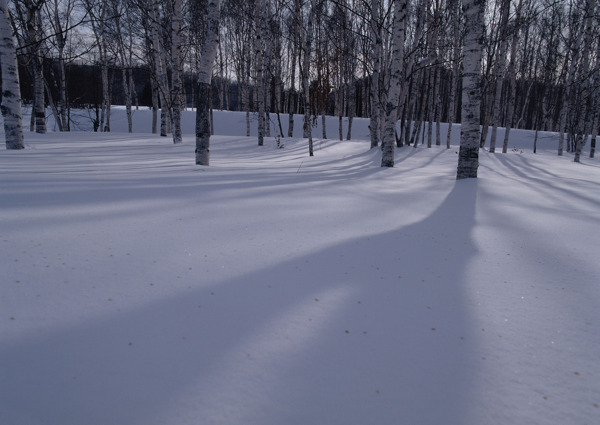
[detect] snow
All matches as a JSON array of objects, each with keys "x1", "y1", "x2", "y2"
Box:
[{"x1": 1, "y1": 109, "x2": 599, "y2": 425}]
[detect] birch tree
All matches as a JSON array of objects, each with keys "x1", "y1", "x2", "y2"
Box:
[
  {"x1": 0, "y1": 0, "x2": 24, "y2": 149},
  {"x1": 170, "y1": 0, "x2": 184, "y2": 144},
  {"x1": 84, "y1": 0, "x2": 111, "y2": 132},
  {"x1": 501, "y1": 0, "x2": 524, "y2": 153},
  {"x1": 44, "y1": 0, "x2": 77, "y2": 131},
  {"x1": 195, "y1": 0, "x2": 220, "y2": 166},
  {"x1": 301, "y1": 0, "x2": 316, "y2": 156},
  {"x1": 488, "y1": 0, "x2": 511, "y2": 153},
  {"x1": 457, "y1": 0, "x2": 486, "y2": 179},
  {"x1": 381, "y1": 0, "x2": 407, "y2": 167},
  {"x1": 287, "y1": 0, "x2": 301, "y2": 137},
  {"x1": 255, "y1": 0, "x2": 265, "y2": 146},
  {"x1": 571, "y1": 0, "x2": 596, "y2": 163},
  {"x1": 369, "y1": 0, "x2": 382, "y2": 148},
  {"x1": 21, "y1": 0, "x2": 46, "y2": 133}
]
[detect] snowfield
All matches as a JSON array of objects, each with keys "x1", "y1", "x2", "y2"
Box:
[{"x1": 1, "y1": 109, "x2": 599, "y2": 425}]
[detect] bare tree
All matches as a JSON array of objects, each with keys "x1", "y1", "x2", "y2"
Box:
[
  {"x1": 457, "y1": 0, "x2": 486, "y2": 179},
  {"x1": 0, "y1": 0, "x2": 24, "y2": 149},
  {"x1": 170, "y1": 0, "x2": 184, "y2": 143},
  {"x1": 501, "y1": 0, "x2": 524, "y2": 154},
  {"x1": 369, "y1": 0, "x2": 382, "y2": 148},
  {"x1": 301, "y1": 0, "x2": 316, "y2": 156},
  {"x1": 255, "y1": 0, "x2": 265, "y2": 146},
  {"x1": 381, "y1": 0, "x2": 407, "y2": 167},
  {"x1": 84, "y1": 0, "x2": 111, "y2": 132},
  {"x1": 196, "y1": 0, "x2": 221, "y2": 165}
]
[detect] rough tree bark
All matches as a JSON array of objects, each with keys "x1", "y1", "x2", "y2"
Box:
[
  {"x1": 369, "y1": 0, "x2": 381, "y2": 148},
  {"x1": 171, "y1": 0, "x2": 184, "y2": 144},
  {"x1": 0, "y1": 0, "x2": 24, "y2": 149},
  {"x1": 25, "y1": 0, "x2": 46, "y2": 134},
  {"x1": 301, "y1": 0, "x2": 315, "y2": 156},
  {"x1": 195, "y1": 0, "x2": 221, "y2": 166},
  {"x1": 255, "y1": 0, "x2": 265, "y2": 146},
  {"x1": 457, "y1": 0, "x2": 486, "y2": 179},
  {"x1": 488, "y1": 0, "x2": 511, "y2": 153},
  {"x1": 381, "y1": 0, "x2": 407, "y2": 167}
]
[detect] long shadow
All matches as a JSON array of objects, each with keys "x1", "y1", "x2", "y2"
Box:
[
  {"x1": 481, "y1": 153, "x2": 600, "y2": 213},
  {"x1": 1, "y1": 180, "x2": 480, "y2": 424}
]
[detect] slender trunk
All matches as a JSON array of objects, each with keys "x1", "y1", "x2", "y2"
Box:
[
  {"x1": 171, "y1": 0, "x2": 184, "y2": 144},
  {"x1": 573, "y1": 0, "x2": 596, "y2": 163},
  {"x1": 0, "y1": 0, "x2": 24, "y2": 149},
  {"x1": 255, "y1": 0, "x2": 265, "y2": 146},
  {"x1": 101, "y1": 61, "x2": 110, "y2": 132},
  {"x1": 288, "y1": 0, "x2": 301, "y2": 138},
  {"x1": 501, "y1": 0, "x2": 523, "y2": 154},
  {"x1": 369, "y1": 0, "x2": 381, "y2": 148},
  {"x1": 381, "y1": 0, "x2": 407, "y2": 167},
  {"x1": 244, "y1": 54, "x2": 251, "y2": 136},
  {"x1": 347, "y1": 78, "x2": 355, "y2": 140},
  {"x1": 489, "y1": 0, "x2": 511, "y2": 153},
  {"x1": 195, "y1": 0, "x2": 220, "y2": 165},
  {"x1": 121, "y1": 68, "x2": 132, "y2": 133},
  {"x1": 457, "y1": 0, "x2": 486, "y2": 179},
  {"x1": 302, "y1": 0, "x2": 315, "y2": 156},
  {"x1": 27, "y1": 1, "x2": 46, "y2": 134}
]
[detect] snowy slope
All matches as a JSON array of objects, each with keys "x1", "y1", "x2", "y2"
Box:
[{"x1": 1, "y1": 110, "x2": 599, "y2": 425}]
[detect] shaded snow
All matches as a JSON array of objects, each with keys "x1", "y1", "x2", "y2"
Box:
[{"x1": 1, "y1": 110, "x2": 599, "y2": 425}]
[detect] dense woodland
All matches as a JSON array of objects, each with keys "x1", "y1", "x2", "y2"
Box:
[{"x1": 1, "y1": 0, "x2": 599, "y2": 173}]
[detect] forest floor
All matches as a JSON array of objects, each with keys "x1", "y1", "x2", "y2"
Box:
[{"x1": 1, "y1": 109, "x2": 599, "y2": 425}]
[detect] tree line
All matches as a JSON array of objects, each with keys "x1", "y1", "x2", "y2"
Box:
[{"x1": 1, "y1": 0, "x2": 599, "y2": 177}]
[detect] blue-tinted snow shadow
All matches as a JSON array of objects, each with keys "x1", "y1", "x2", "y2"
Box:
[{"x1": 0, "y1": 181, "x2": 480, "y2": 425}]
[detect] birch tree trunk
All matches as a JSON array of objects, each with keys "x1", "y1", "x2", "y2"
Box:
[
  {"x1": 381, "y1": 0, "x2": 407, "y2": 167},
  {"x1": 369, "y1": 0, "x2": 381, "y2": 148},
  {"x1": 171, "y1": 0, "x2": 184, "y2": 144},
  {"x1": 488, "y1": 0, "x2": 510, "y2": 153},
  {"x1": 501, "y1": 0, "x2": 523, "y2": 154},
  {"x1": 255, "y1": 0, "x2": 265, "y2": 146},
  {"x1": 195, "y1": 0, "x2": 220, "y2": 165},
  {"x1": 47, "y1": 0, "x2": 73, "y2": 131},
  {"x1": 302, "y1": 0, "x2": 315, "y2": 156},
  {"x1": 25, "y1": 0, "x2": 46, "y2": 134},
  {"x1": 573, "y1": 0, "x2": 596, "y2": 163},
  {"x1": 287, "y1": 0, "x2": 301, "y2": 137},
  {"x1": 0, "y1": 0, "x2": 24, "y2": 149},
  {"x1": 457, "y1": 0, "x2": 486, "y2": 179},
  {"x1": 150, "y1": 0, "x2": 169, "y2": 137}
]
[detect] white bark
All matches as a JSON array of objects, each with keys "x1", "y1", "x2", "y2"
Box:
[
  {"x1": 288, "y1": 0, "x2": 301, "y2": 138},
  {"x1": 25, "y1": 0, "x2": 46, "y2": 134},
  {"x1": 150, "y1": 0, "x2": 169, "y2": 137},
  {"x1": 381, "y1": 0, "x2": 407, "y2": 167},
  {"x1": 255, "y1": 0, "x2": 265, "y2": 146},
  {"x1": 0, "y1": 0, "x2": 24, "y2": 149},
  {"x1": 488, "y1": 0, "x2": 511, "y2": 153},
  {"x1": 573, "y1": 0, "x2": 596, "y2": 163},
  {"x1": 302, "y1": 0, "x2": 315, "y2": 156},
  {"x1": 195, "y1": 0, "x2": 220, "y2": 165},
  {"x1": 369, "y1": 0, "x2": 381, "y2": 148},
  {"x1": 457, "y1": 0, "x2": 486, "y2": 179},
  {"x1": 171, "y1": 0, "x2": 184, "y2": 144}
]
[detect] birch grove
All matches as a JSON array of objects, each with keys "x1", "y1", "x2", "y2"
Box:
[{"x1": 2, "y1": 0, "x2": 599, "y2": 169}]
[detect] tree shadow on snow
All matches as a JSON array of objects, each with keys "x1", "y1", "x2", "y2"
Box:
[{"x1": 0, "y1": 181, "x2": 481, "y2": 425}]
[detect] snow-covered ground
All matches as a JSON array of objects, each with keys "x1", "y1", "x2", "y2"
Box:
[{"x1": 1, "y1": 109, "x2": 599, "y2": 425}]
